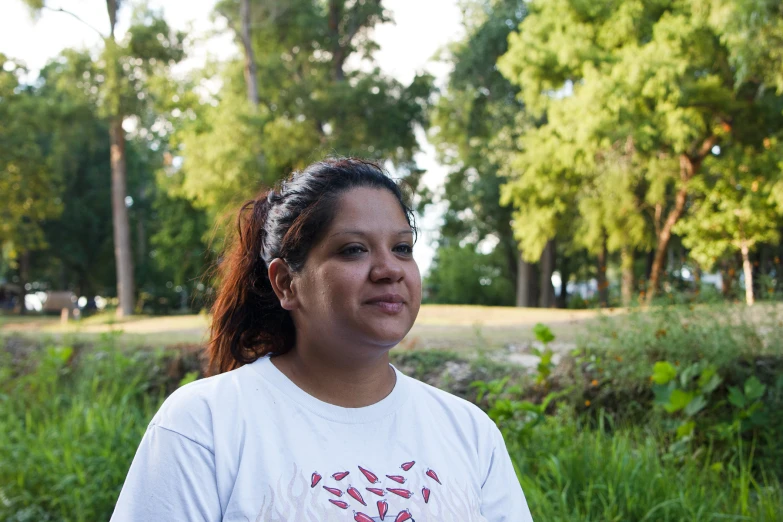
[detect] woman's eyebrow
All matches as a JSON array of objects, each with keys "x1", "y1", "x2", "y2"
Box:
[{"x1": 329, "y1": 229, "x2": 413, "y2": 238}]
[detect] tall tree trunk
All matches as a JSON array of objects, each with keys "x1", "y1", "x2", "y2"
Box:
[
  {"x1": 648, "y1": 157, "x2": 691, "y2": 303},
  {"x1": 538, "y1": 240, "x2": 556, "y2": 308},
  {"x1": 620, "y1": 246, "x2": 634, "y2": 307},
  {"x1": 693, "y1": 263, "x2": 702, "y2": 297},
  {"x1": 647, "y1": 139, "x2": 717, "y2": 303},
  {"x1": 328, "y1": 0, "x2": 346, "y2": 82},
  {"x1": 104, "y1": 1, "x2": 134, "y2": 317},
  {"x1": 516, "y1": 255, "x2": 533, "y2": 307},
  {"x1": 597, "y1": 237, "x2": 609, "y2": 308},
  {"x1": 136, "y1": 212, "x2": 146, "y2": 267},
  {"x1": 240, "y1": 0, "x2": 260, "y2": 107},
  {"x1": 18, "y1": 249, "x2": 30, "y2": 315},
  {"x1": 556, "y1": 256, "x2": 570, "y2": 309},
  {"x1": 740, "y1": 236, "x2": 754, "y2": 306},
  {"x1": 110, "y1": 117, "x2": 135, "y2": 317},
  {"x1": 720, "y1": 260, "x2": 736, "y2": 297}
]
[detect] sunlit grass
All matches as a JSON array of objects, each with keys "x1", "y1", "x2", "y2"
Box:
[{"x1": 514, "y1": 412, "x2": 782, "y2": 521}]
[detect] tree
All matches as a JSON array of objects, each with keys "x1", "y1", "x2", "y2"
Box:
[
  {"x1": 239, "y1": 0, "x2": 260, "y2": 107},
  {"x1": 0, "y1": 55, "x2": 63, "y2": 310},
  {"x1": 430, "y1": 0, "x2": 532, "y2": 306},
  {"x1": 33, "y1": 51, "x2": 115, "y2": 298},
  {"x1": 676, "y1": 143, "x2": 783, "y2": 305},
  {"x1": 178, "y1": 0, "x2": 433, "y2": 224},
  {"x1": 425, "y1": 243, "x2": 515, "y2": 306},
  {"x1": 23, "y1": 1, "x2": 185, "y2": 316},
  {"x1": 498, "y1": 0, "x2": 783, "y2": 303}
]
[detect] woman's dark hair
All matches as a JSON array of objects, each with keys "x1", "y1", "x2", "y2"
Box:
[{"x1": 207, "y1": 157, "x2": 417, "y2": 375}]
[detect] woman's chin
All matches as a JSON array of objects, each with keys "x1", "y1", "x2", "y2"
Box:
[{"x1": 361, "y1": 325, "x2": 412, "y2": 349}]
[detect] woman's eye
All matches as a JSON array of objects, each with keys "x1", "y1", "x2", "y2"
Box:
[
  {"x1": 394, "y1": 244, "x2": 414, "y2": 255},
  {"x1": 341, "y1": 245, "x2": 366, "y2": 256}
]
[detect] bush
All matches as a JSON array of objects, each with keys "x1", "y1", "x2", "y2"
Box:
[
  {"x1": 0, "y1": 334, "x2": 169, "y2": 522},
  {"x1": 567, "y1": 303, "x2": 783, "y2": 472}
]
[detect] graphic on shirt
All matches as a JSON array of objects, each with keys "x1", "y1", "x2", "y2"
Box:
[
  {"x1": 306, "y1": 460, "x2": 453, "y2": 521},
  {"x1": 250, "y1": 461, "x2": 485, "y2": 522}
]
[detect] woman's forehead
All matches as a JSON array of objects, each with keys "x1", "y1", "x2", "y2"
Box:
[{"x1": 329, "y1": 187, "x2": 410, "y2": 228}]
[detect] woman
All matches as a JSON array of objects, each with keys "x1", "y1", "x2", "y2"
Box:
[{"x1": 111, "y1": 158, "x2": 533, "y2": 522}]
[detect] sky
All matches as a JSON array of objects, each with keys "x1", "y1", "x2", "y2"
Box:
[{"x1": 0, "y1": 0, "x2": 465, "y2": 275}]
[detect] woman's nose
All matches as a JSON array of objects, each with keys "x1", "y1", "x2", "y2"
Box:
[{"x1": 369, "y1": 252, "x2": 405, "y2": 283}]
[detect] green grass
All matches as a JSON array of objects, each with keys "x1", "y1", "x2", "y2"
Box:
[
  {"x1": 1, "y1": 303, "x2": 782, "y2": 521},
  {"x1": 513, "y1": 412, "x2": 782, "y2": 521},
  {"x1": 0, "y1": 335, "x2": 169, "y2": 522}
]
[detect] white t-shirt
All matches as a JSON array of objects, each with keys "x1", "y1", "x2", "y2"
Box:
[{"x1": 111, "y1": 356, "x2": 534, "y2": 522}]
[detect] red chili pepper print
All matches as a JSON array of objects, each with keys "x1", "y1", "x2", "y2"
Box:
[
  {"x1": 328, "y1": 499, "x2": 349, "y2": 509},
  {"x1": 400, "y1": 461, "x2": 415, "y2": 471},
  {"x1": 422, "y1": 487, "x2": 431, "y2": 503},
  {"x1": 323, "y1": 486, "x2": 342, "y2": 497},
  {"x1": 386, "y1": 488, "x2": 413, "y2": 499},
  {"x1": 394, "y1": 509, "x2": 413, "y2": 522},
  {"x1": 332, "y1": 471, "x2": 350, "y2": 481},
  {"x1": 425, "y1": 468, "x2": 442, "y2": 485},
  {"x1": 347, "y1": 485, "x2": 367, "y2": 506},
  {"x1": 310, "y1": 472, "x2": 322, "y2": 488},
  {"x1": 354, "y1": 512, "x2": 374, "y2": 522},
  {"x1": 386, "y1": 474, "x2": 406, "y2": 484},
  {"x1": 358, "y1": 466, "x2": 379, "y2": 484},
  {"x1": 377, "y1": 500, "x2": 388, "y2": 520},
  {"x1": 366, "y1": 487, "x2": 385, "y2": 496}
]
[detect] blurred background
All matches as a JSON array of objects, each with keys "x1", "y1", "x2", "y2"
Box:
[{"x1": 1, "y1": 1, "x2": 783, "y2": 520}]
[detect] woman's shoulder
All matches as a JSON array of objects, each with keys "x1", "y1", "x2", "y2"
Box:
[{"x1": 147, "y1": 363, "x2": 258, "y2": 449}]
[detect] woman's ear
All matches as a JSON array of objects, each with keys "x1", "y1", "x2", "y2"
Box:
[{"x1": 268, "y1": 258, "x2": 298, "y2": 310}]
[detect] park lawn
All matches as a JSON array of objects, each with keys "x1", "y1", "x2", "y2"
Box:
[
  {"x1": 0, "y1": 304, "x2": 613, "y2": 353},
  {"x1": 2, "y1": 302, "x2": 779, "y2": 354}
]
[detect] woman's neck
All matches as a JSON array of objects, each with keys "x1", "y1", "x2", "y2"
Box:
[{"x1": 270, "y1": 343, "x2": 396, "y2": 408}]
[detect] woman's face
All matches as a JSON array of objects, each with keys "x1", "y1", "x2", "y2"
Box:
[{"x1": 289, "y1": 187, "x2": 421, "y2": 353}]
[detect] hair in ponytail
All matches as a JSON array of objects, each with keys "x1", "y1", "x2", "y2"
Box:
[{"x1": 206, "y1": 157, "x2": 416, "y2": 375}]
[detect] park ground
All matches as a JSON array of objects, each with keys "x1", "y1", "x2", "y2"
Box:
[
  {"x1": 0, "y1": 305, "x2": 624, "y2": 366},
  {"x1": 2, "y1": 302, "x2": 782, "y2": 520}
]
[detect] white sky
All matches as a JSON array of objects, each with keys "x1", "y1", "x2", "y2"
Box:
[{"x1": 0, "y1": 0, "x2": 464, "y2": 274}]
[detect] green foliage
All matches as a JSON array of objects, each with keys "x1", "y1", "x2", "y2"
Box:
[
  {"x1": 531, "y1": 323, "x2": 555, "y2": 384},
  {"x1": 389, "y1": 350, "x2": 462, "y2": 381},
  {"x1": 472, "y1": 322, "x2": 567, "y2": 440},
  {"x1": 424, "y1": 243, "x2": 515, "y2": 305},
  {"x1": 429, "y1": 0, "x2": 527, "y2": 299},
  {"x1": 513, "y1": 412, "x2": 783, "y2": 521},
  {"x1": 571, "y1": 302, "x2": 783, "y2": 470},
  {"x1": 497, "y1": 0, "x2": 783, "y2": 284},
  {"x1": 0, "y1": 335, "x2": 168, "y2": 521},
  {"x1": 472, "y1": 375, "x2": 571, "y2": 443},
  {"x1": 676, "y1": 143, "x2": 783, "y2": 271},
  {"x1": 0, "y1": 55, "x2": 63, "y2": 259},
  {"x1": 3, "y1": 302, "x2": 783, "y2": 520},
  {"x1": 177, "y1": 0, "x2": 434, "y2": 222}
]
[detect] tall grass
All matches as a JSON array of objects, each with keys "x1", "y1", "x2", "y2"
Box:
[
  {"x1": 512, "y1": 412, "x2": 782, "y2": 521},
  {"x1": 0, "y1": 334, "x2": 166, "y2": 522},
  {"x1": 1, "y1": 303, "x2": 782, "y2": 521}
]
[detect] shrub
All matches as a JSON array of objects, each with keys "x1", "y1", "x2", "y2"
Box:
[{"x1": 0, "y1": 334, "x2": 168, "y2": 522}]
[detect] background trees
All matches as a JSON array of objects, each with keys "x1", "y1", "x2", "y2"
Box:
[
  {"x1": 3, "y1": 0, "x2": 783, "y2": 312},
  {"x1": 495, "y1": 0, "x2": 783, "y2": 306}
]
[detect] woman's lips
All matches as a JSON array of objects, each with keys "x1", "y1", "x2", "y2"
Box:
[{"x1": 365, "y1": 294, "x2": 405, "y2": 314}]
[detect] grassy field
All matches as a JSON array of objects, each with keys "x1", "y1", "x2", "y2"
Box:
[
  {"x1": 1, "y1": 302, "x2": 782, "y2": 521},
  {"x1": 0, "y1": 304, "x2": 616, "y2": 353}
]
